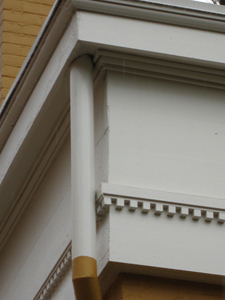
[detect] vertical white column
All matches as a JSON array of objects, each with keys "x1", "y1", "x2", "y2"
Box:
[{"x1": 70, "y1": 55, "x2": 96, "y2": 260}]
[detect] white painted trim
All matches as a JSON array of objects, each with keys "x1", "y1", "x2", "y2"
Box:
[
  {"x1": 34, "y1": 243, "x2": 72, "y2": 300},
  {"x1": 0, "y1": 109, "x2": 70, "y2": 253},
  {"x1": 97, "y1": 183, "x2": 225, "y2": 223},
  {"x1": 0, "y1": 11, "x2": 79, "y2": 245},
  {"x1": 94, "y1": 50, "x2": 225, "y2": 89},
  {"x1": 72, "y1": 0, "x2": 225, "y2": 33},
  {"x1": 77, "y1": 11, "x2": 225, "y2": 70},
  {"x1": 1, "y1": 0, "x2": 225, "y2": 153}
]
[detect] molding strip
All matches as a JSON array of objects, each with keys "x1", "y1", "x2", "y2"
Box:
[
  {"x1": 94, "y1": 50, "x2": 225, "y2": 89},
  {"x1": 34, "y1": 242, "x2": 72, "y2": 300},
  {"x1": 97, "y1": 184, "x2": 225, "y2": 224}
]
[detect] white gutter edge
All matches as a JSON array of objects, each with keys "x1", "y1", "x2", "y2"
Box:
[{"x1": 71, "y1": 0, "x2": 225, "y2": 32}]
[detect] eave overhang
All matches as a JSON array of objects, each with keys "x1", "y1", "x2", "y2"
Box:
[{"x1": 1, "y1": 0, "x2": 225, "y2": 151}]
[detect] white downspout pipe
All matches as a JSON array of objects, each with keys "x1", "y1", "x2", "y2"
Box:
[{"x1": 70, "y1": 55, "x2": 102, "y2": 300}]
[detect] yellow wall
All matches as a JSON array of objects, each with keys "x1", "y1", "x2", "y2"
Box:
[
  {"x1": 105, "y1": 274, "x2": 225, "y2": 300},
  {"x1": 0, "y1": 0, "x2": 55, "y2": 105}
]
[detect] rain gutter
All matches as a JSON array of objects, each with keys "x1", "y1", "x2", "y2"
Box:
[{"x1": 71, "y1": 0, "x2": 225, "y2": 33}]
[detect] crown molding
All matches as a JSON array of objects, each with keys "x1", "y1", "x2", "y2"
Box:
[
  {"x1": 94, "y1": 50, "x2": 225, "y2": 89},
  {"x1": 97, "y1": 183, "x2": 225, "y2": 224},
  {"x1": 72, "y1": 0, "x2": 225, "y2": 33}
]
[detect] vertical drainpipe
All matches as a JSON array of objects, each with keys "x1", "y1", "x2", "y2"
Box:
[{"x1": 70, "y1": 55, "x2": 102, "y2": 300}]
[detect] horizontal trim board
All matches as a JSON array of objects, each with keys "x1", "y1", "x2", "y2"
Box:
[
  {"x1": 72, "y1": 0, "x2": 225, "y2": 33},
  {"x1": 97, "y1": 183, "x2": 225, "y2": 223},
  {"x1": 97, "y1": 197, "x2": 225, "y2": 224},
  {"x1": 94, "y1": 50, "x2": 225, "y2": 89}
]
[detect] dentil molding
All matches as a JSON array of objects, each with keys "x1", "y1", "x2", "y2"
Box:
[
  {"x1": 97, "y1": 183, "x2": 225, "y2": 224},
  {"x1": 34, "y1": 242, "x2": 72, "y2": 300}
]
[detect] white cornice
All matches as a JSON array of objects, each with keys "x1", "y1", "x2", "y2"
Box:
[
  {"x1": 1, "y1": 0, "x2": 225, "y2": 150},
  {"x1": 72, "y1": 0, "x2": 225, "y2": 32}
]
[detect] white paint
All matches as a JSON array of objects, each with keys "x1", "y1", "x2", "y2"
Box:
[
  {"x1": 98, "y1": 183, "x2": 225, "y2": 211},
  {"x1": 0, "y1": 14, "x2": 79, "y2": 226},
  {"x1": 108, "y1": 204, "x2": 225, "y2": 279},
  {"x1": 70, "y1": 56, "x2": 96, "y2": 259},
  {"x1": 106, "y1": 71, "x2": 225, "y2": 199},
  {"x1": 72, "y1": 0, "x2": 225, "y2": 34},
  {"x1": 94, "y1": 77, "x2": 109, "y2": 190},
  {"x1": 97, "y1": 186, "x2": 225, "y2": 226},
  {"x1": 34, "y1": 245, "x2": 72, "y2": 300},
  {"x1": 0, "y1": 137, "x2": 72, "y2": 300},
  {"x1": 0, "y1": 13, "x2": 78, "y2": 185},
  {"x1": 51, "y1": 268, "x2": 74, "y2": 300},
  {"x1": 96, "y1": 215, "x2": 110, "y2": 276},
  {"x1": 77, "y1": 11, "x2": 225, "y2": 67},
  {"x1": 1, "y1": 0, "x2": 225, "y2": 297}
]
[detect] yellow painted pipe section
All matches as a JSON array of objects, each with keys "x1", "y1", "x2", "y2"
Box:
[{"x1": 72, "y1": 256, "x2": 102, "y2": 300}]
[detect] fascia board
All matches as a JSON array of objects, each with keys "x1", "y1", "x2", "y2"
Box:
[
  {"x1": 76, "y1": 11, "x2": 225, "y2": 70},
  {"x1": 72, "y1": 0, "x2": 225, "y2": 32}
]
